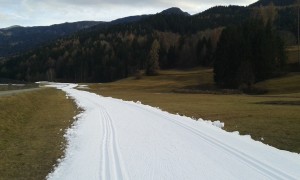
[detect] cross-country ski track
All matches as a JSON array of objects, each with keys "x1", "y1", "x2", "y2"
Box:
[{"x1": 45, "y1": 83, "x2": 300, "y2": 180}]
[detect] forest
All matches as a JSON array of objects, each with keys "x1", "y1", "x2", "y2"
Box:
[
  {"x1": 0, "y1": 3, "x2": 296, "y2": 89},
  {"x1": 214, "y1": 19, "x2": 286, "y2": 89}
]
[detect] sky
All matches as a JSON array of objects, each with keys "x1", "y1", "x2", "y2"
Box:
[{"x1": 0, "y1": 0, "x2": 258, "y2": 28}]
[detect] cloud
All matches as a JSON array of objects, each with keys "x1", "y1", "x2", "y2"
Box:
[{"x1": 0, "y1": 0, "x2": 257, "y2": 28}]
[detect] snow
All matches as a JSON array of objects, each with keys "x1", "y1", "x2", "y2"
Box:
[
  {"x1": 197, "y1": 118, "x2": 225, "y2": 129},
  {"x1": 46, "y1": 83, "x2": 300, "y2": 180},
  {"x1": 77, "y1": 84, "x2": 90, "y2": 89},
  {"x1": 0, "y1": 84, "x2": 25, "y2": 86}
]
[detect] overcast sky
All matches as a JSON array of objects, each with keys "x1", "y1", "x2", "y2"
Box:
[{"x1": 0, "y1": 0, "x2": 257, "y2": 28}]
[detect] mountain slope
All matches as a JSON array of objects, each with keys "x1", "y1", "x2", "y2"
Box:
[
  {"x1": 0, "y1": 21, "x2": 100, "y2": 58},
  {"x1": 110, "y1": 7, "x2": 190, "y2": 25},
  {"x1": 0, "y1": 7, "x2": 249, "y2": 82},
  {"x1": 111, "y1": 15, "x2": 150, "y2": 25},
  {"x1": 250, "y1": 0, "x2": 297, "y2": 7},
  {"x1": 160, "y1": 7, "x2": 190, "y2": 16},
  {"x1": 0, "y1": 5, "x2": 296, "y2": 83}
]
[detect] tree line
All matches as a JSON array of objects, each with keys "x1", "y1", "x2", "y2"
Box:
[
  {"x1": 0, "y1": 6, "x2": 288, "y2": 90},
  {"x1": 0, "y1": 22, "x2": 221, "y2": 82}
]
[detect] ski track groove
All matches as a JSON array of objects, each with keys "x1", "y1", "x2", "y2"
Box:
[
  {"x1": 116, "y1": 99, "x2": 297, "y2": 180},
  {"x1": 78, "y1": 92, "x2": 128, "y2": 180}
]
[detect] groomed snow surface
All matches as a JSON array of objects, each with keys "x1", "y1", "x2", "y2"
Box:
[{"x1": 46, "y1": 83, "x2": 300, "y2": 180}]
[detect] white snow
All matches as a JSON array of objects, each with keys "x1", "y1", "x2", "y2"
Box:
[
  {"x1": 0, "y1": 84, "x2": 25, "y2": 86},
  {"x1": 77, "y1": 84, "x2": 90, "y2": 89},
  {"x1": 197, "y1": 118, "x2": 225, "y2": 129},
  {"x1": 46, "y1": 83, "x2": 300, "y2": 180}
]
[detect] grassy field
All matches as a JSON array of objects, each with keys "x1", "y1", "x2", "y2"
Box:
[
  {"x1": 87, "y1": 68, "x2": 300, "y2": 153},
  {"x1": 255, "y1": 72, "x2": 300, "y2": 94},
  {"x1": 0, "y1": 88, "x2": 77, "y2": 179}
]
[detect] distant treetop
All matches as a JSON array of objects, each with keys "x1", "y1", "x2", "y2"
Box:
[
  {"x1": 250, "y1": 0, "x2": 297, "y2": 7},
  {"x1": 160, "y1": 7, "x2": 190, "y2": 16}
]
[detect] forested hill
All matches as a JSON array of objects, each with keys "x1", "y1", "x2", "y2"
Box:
[
  {"x1": 0, "y1": 7, "x2": 190, "y2": 59},
  {"x1": 0, "y1": 21, "x2": 101, "y2": 58},
  {"x1": 250, "y1": 0, "x2": 297, "y2": 7},
  {"x1": 0, "y1": 3, "x2": 295, "y2": 84},
  {"x1": 160, "y1": 7, "x2": 190, "y2": 16},
  {"x1": 0, "y1": 6, "x2": 251, "y2": 82}
]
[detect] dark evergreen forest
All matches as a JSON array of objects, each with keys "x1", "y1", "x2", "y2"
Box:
[{"x1": 214, "y1": 19, "x2": 286, "y2": 89}]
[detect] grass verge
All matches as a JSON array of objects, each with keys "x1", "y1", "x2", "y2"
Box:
[
  {"x1": 0, "y1": 88, "x2": 77, "y2": 179},
  {"x1": 87, "y1": 68, "x2": 300, "y2": 153}
]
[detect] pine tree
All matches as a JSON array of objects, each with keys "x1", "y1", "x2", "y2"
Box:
[{"x1": 146, "y1": 39, "x2": 160, "y2": 75}]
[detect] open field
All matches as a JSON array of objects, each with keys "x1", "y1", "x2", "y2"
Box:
[
  {"x1": 255, "y1": 72, "x2": 300, "y2": 94},
  {"x1": 87, "y1": 68, "x2": 300, "y2": 153},
  {"x1": 0, "y1": 88, "x2": 77, "y2": 179}
]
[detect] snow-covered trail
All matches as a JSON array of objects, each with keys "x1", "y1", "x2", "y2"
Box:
[{"x1": 47, "y1": 83, "x2": 300, "y2": 180}]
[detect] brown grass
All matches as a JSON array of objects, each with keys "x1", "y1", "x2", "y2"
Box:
[
  {"x1": 255, "y1": 72, "x2": 300, "y2": 94},
  {"x1": 0, "y1": 88, "x2": 77, "y2": 179}
]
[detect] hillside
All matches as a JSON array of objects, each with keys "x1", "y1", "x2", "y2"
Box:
[
  {"x1": 250, "y1": 0, "x2": 297, "y2": 7},
  {"x1": 0, "y1": 4, "x2": 298, "y2": 83},
  {"x1": 0, "y1": 21, "x2": 100, "y2": 58},
  {"x1": 0, "y1": 8, "x2": 191, "y2": 59},
  {"x1": 0, "y1": 6, "x2": 251, "y2": 82},
  {"x1": 160, "y1": 7, "x2": 190, "y2": 16}
]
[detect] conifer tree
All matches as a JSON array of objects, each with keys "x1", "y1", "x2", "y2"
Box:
[{"x1": 146, "y1": 39, "x2": 160, "y2": 75}]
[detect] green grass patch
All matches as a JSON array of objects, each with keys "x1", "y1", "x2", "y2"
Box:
[
  {"x1": 87, "y1": 68, "x2": 300, "y2": 153},
  {"x1": 0, "y1": 88, "x2": 77, "y2": 179}
]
